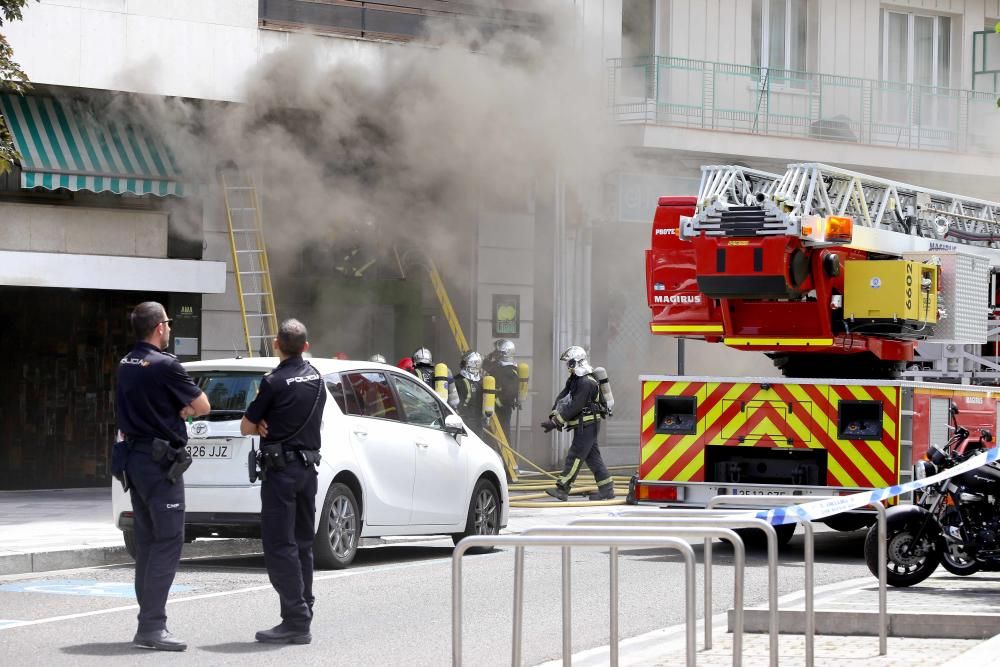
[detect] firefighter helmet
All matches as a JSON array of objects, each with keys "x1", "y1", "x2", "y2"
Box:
[
  {"x1": 412, "y1": 347, "x2": 433, "y2": 367},
  {"x1": 494, "y1": 339, "x2": 515, "y2": 365},
  {"x1": 460, "y1": 351, "x2": 483, "y2": 381},
  {"x1": 560, "y1": 345, "x2": 592, "y2": 377},
  {"x1": 369, "y1": 354, "x2": 387, "y2": 364}
]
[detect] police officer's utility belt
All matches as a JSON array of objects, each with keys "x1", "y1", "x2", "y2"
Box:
[{"x1": 125, "y1": 436, "x2": 192, "y2": 484}]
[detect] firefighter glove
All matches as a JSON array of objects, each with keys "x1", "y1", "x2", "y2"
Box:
[{"x1": 541, "y1": 418, "x2": 559, "y2": 433}]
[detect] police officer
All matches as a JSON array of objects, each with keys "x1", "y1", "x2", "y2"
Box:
[
  {"x1": 542, "y1": 346, "x2": 614, "y2": 501},
  {"x1": 484, "y1": 339, "x2": 520, "y2": 442},
  {"x1": 241, "y1": 319, "x2": 326, "y2": 645},
  {"x1": 115, "y1": 301, "x2": 210, "y2": 651},
  {"x1": 455, "y1": 351, "x2": 486, "y2": 438}
]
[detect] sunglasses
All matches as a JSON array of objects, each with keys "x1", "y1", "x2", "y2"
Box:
[{"x1": 160, "y1": 319, "x2": 174, "y2": 326}]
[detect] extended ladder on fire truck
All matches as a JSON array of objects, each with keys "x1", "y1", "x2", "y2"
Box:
[
  {"x1": 681, "y1": 162, "x2": 1000, "y2": 383},
  {"x1": 219, "y1": 168, "x2": 279, "y2": 357}
]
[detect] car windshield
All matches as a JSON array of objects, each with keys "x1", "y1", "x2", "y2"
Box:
[{"x1": 190, "y1": 371, "x2": 264, "y2": 422}]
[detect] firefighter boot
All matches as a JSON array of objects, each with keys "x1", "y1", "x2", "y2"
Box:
[
  {"x1": 545, "y1": 486, "x2": 569, "y2": 501},
  {"x1": 588, "y1": 484, "x2": 615, "y2": 501}
]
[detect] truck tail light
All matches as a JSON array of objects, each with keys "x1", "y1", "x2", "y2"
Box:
[{"x1": 638, "y1": 484, "x2": 680, "y2": 502}]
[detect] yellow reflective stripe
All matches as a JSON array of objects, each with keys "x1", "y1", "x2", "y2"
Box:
[
  {"x1": 877, "y1": 385, "x2": 898, "y2": 405},
  {"x1": 646, "y1": 433, "x2": 699, "y2": 481},
  {"x1": 651, "y1": 324, "x2": 723, "y2": 333},
  {"x1": 724, "y1": 337, "x2": 834, "y2": 346},
  {"x1": 596, "y1": 477, "x2": 614, "y2": 487},
  {"x1": 665, "y1": 382, "x2": 690, "y2": 397},
  {"x1": 747, "y1": 415, "x2": 787, "y2": 444},
  {"x1": 559, "y1": 459, "x2": 581, "y2": 485},
  {"x1": 674, "y1": 450, "x2": 704, "y2": 482},
  {"x1": 642, "y1": 381, "x2": 662, "y2": 400},
  {"x1": 642, "y1": 406, "x2": 655, "y2": 434},
  {"x1": 784, "y1": 384, "x2": 856, "y2": 487},
  {"x1": 641, "y1": 433, "x2": 668, "y2": 463}
]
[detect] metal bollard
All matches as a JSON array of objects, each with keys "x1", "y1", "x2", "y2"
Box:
[
  {"x1": 526, "y1": 525, "x2": 745, "y2": 667},
  {"x1": 707, "y1": 495, "x2": 889, "y2": 663},
  {"x1": 575, "y1": 514, "x2": 777, "y2": 667},
  {"x1": 453, "y1": 534, "x2": 697, "y2": 667}
]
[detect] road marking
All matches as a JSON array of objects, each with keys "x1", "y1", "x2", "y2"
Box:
[
  {"x1": 0, "y1": 620, "x2": 25, "y2": 629},
  {"x1": 0, "y1": 550, "x2": 504, "y2": 631},
  {"x1": 0, "y1": 579, "x2": 192, "y2": 598}
]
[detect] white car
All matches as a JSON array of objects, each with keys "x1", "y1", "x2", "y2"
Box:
[{"x1": 112, "y1": 357, "x2": 509, "y2": 568}]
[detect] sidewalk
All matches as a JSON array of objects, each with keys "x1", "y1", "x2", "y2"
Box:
[{"x1": 548, "y1": 572, "x2": 1000, "y2": 666}]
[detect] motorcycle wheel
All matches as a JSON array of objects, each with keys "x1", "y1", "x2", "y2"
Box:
[
  {"x1": 864, "y1": 523, "x2": 939, "y2": 588},
  {"x1": 939, "y1": 542, "x2": 980, "y2": 577}
]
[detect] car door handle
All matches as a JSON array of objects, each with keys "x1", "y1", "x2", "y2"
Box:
[
  {"x1": 415, "y1": 441, "x2": 430, "y2": 449},
  {"x1": 353, "y1": 430, "x2": 368, "y2": 439}
]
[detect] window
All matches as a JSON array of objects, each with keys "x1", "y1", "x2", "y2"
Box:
[
  {"x1": 190, "y1": 371, "x2": 263, "y2": 422},
  {"x1": 392, "y1": 374, "x2": 445, "y2": 429},
  {"x1": 752, "y1": 0, "x2": 818, "y2": 73},
  {"x1": 324, "y1": 372, "x2": 361, "y2": 415},
  {"x1": 837, "y1": 400, "x2": 883, "y2": 440},
  {"x1": 655, "y1": 396, "x2": 698, "y2": 435},
  {"x1": 622, "y1": 0, "x2": 655, "y2": 60},
  {"x1": 344, "y1": 372, "x2": 400, "y2": 421},
  {"x1": 882, "y1": 10, "x2": 951, "y2": 88}
]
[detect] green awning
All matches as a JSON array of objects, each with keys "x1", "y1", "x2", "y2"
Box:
[{"x1": 0, "y1": 94, "x2": 185, "y2": 197}]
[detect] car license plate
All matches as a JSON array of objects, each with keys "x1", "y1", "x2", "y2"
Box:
[{"x1": 185, "y1": 439, "x2": 234, "y2": 459}]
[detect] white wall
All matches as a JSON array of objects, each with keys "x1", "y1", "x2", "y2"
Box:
[{"x1": 0, "y1": 201, "x2": 167, "y2": 256}]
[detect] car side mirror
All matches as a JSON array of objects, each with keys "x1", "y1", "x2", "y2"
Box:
[{"x1": 444, "y1": 414, "x2": 467, "y2": 437}]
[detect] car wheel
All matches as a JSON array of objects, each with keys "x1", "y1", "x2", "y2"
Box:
[
  {"x1": 122, "y1": 529, "x2": 137, "y2": 560},
  {"x1": 314, "y1": 482, "x2": 360, "y2": 570},
  {"x1": 452, "y1": 478, "x2": 501, "y2": 552}
]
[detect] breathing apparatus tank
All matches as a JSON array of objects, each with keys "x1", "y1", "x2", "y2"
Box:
[
  {"x1": 517, "y1": 362, "x2": 530, "y2": 404},
  {"x1": 433, "y1": 363, "x2": 450, "y2": 403},
  {"x1": 592, "y1": 366, "x2": 614, "y2": 416},
  {"x1": 482, "y1": 374, "x2": 496, "y2": 419}
]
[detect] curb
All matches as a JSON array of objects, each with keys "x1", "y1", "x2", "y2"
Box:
[
  {"x1": 730, "y1": 608, "x2": 1000, "y2": 640},
  {"x1": 0, "y1": 539, "x2": 266, "y2": 576},
  {"x1": 941, "y1": 630, "x2": 1000, "y2": 666}
]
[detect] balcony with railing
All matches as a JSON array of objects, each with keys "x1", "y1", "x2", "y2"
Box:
[{"x1": 610, "y1": 56, "x2": 1000, "y2": 156}]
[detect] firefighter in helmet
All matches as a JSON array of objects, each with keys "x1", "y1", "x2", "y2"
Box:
[
  {"x1": 484, "y1": 339, "x2": 520, "y2": 442},
  {"x1": 542, "y1": 346, "x2": 614, "y2": 501},
  {"x1": 455, "y1": 351, "x2": 487, "y2": 438},
  {"x1": 411, "y1": 347, "x2": 459, "y2": 409}
]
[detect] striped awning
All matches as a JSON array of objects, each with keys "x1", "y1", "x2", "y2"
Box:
[{"x1": 0, "y1": 94, "x2": 185, "y2": 197}]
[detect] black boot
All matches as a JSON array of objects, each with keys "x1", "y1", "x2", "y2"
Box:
[
  {"x1": 255, "y1": 623, "x2": 312, "y2": 645},
  {"x1": 588, "y1": 485, "x2": 615, "y2": 501},
  {"x1": 545, "y1": 487, "x2": 569, "y2": 501},
  {"x1": 133, "y1": 629, "x2": 187, "y2": 652}
]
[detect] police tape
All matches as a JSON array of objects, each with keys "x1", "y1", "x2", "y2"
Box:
[{"x1": 750, "y1": 446, "x2": 1000, "y2": 526}]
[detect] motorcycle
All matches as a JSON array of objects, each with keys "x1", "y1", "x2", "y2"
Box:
[{"x1": 864, "y1": 405, "x2": 997, "y2": 587}]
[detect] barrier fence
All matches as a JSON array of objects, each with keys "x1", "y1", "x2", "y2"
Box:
[{"x1": 452, "y1": 445, "x2": 1000, "y2": 666}]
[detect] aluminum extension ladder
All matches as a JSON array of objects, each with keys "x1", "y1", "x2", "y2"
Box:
[{"x1": 219, "y1": 168, "x2": 279, "y2": 357}]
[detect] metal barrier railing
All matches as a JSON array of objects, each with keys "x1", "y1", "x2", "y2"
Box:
[
  {"x1": 706, "y1": 495, "x2": 888, "y2": 662},
  {"x1": 574, "y1": 514, "x2": 778, "y2": 667},
  {"x1": 608, "y1": 55, "x2": 1000, "y2": 155},
  {"x1": 452, "y1": 533, "x2": 697, "y2": 667},
  {"x1": 523, "y1": 525, "x2": 745, "y2": 667}
]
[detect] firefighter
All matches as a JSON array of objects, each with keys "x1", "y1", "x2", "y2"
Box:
[
  {"x1": 484, "y1": 339, "x2": 520, "y2": 442},
  {"x1": 455, "y1": 351, "x2": 486, "y2": 438},
  {"x1": 412, "y1": 347, "x2": 459, "y2": 408},
  {"x1": 543, "y1": 346, "x2": 614, "y2": 501}
]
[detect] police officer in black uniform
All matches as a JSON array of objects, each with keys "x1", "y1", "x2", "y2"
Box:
[
  {"x1": 542, "y1": 346, "x2": 614, "y2": 501},
  {"x1": 115, "y1": 301, "x2": 210, "y2": 651},
  {"x1": 241, "y1": 319, "x2": 326, "y2": 645}
]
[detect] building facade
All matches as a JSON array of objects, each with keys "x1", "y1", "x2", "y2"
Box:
[{"x1": 4, "y1": 1, "x2": 997, "y2": 487}]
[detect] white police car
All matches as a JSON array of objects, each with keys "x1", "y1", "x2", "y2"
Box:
[{"x1": 112, "y1": 357, "x2": 509, "y2": 568}]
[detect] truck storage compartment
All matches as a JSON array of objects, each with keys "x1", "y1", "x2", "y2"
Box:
[{"x1": 705, "y1": 445, "x2": 827, "y2": 486}]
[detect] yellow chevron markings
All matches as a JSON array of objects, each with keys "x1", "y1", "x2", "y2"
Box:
[
  {"x1": 641, "y1": 433, "x2": 667, "y2": 463},
  {"x1": 783, "y1": 384, "x2": 857, "y2": 487},
  {"x1": 648, "y1": 383, "x2": 747, "y2": 481},
  {"x1": 806, "y1": 385, "x2": 890, "y2": 486},
  {"x1": 642, "y1": 406, "x2": 655, "y2": 434}
]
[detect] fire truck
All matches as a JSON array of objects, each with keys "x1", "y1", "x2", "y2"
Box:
[{"x1": 633, "y1": 163, "x2": 1000, "y2": 532}]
